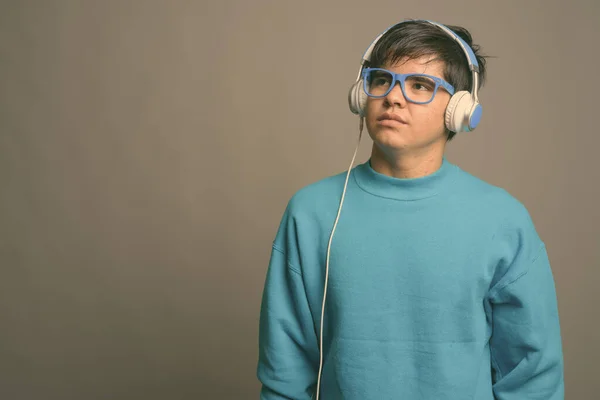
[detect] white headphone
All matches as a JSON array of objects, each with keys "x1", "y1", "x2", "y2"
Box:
[{"x1": 348, "y1": 19, "x2": 483, "y2": 133}]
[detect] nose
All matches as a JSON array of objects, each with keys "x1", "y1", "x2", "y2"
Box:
[{"x1": 384, "y1": 81, "x2": 408, "y2": 108}]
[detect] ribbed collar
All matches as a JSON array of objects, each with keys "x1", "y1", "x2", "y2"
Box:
[{"x1": 352, "y1": 157, "x2": 457, "y2": 201}]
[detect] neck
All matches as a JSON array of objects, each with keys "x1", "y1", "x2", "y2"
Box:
[{"x1": 370, "y1": 142, "x2": 445, "y2": 179}]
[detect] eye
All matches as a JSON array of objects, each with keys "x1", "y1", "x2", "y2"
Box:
[
  {"x1": 414, "y1": 83, "x2": 429, "y2": 91},
  {"x1": 373, "y1": 77, "x2": 390, "y2": 86},
  {"x1": 407, "y1": 76, "x2": 436, "y2": 91},
  {"x1": 368, "y1": 71, "x2": 392, "y2": 87}
]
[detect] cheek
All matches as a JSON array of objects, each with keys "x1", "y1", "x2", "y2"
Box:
[
  {"x1": 418, "y1": 101, "x2": 449, "y2": 131},
  {"x1": 365, "y1": 98, "x2": 378, "y2": 117},
  {"x1": 364, "y1": 99, "x2": 380, "y2": 129},
  {"x1": 425, "y1": 107, "x2": 446, "y2": 127}
]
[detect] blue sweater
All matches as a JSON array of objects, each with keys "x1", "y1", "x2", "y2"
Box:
[{"x1": 257, "y1": 158, "x2": 564, "y2": 399}]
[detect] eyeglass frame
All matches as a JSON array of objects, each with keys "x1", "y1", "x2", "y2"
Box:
[{"x1": 361, "y1": 67, "x2": 456, "y2": 105}]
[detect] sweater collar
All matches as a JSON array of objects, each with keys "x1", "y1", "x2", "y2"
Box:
[{"x1": 353, "y1": 157, "x2": 457, "y2": 201}]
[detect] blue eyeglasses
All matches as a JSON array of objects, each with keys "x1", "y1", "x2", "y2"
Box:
[{"x1": 362, "y1": 67, "x2": 455, "y2": 104}]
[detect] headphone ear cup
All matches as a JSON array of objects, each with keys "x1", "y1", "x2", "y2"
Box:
[
  {"x1": 348, "y1": 79, "x2": 368, "y2": 117},
  {"x1": 358, "y1": 86, "x2": 368, "y2": 116},
  {"x1": 445, "y1": 91, "x2": 471, "y2": 133},
  {"x1": 468, "y1": 102, "x2": 483, "y2": 131},
  {"x1": 348, "y1": 83, "x2": 359, "y2": 115}
]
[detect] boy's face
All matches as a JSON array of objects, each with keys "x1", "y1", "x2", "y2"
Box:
[{"x1": 365, "y1": 55, "x2": 451, "y2": 155}]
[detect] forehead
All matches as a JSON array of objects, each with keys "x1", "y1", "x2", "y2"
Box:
[{"x1": 382, "y1": 55, "x2": 445, "y2": 78}]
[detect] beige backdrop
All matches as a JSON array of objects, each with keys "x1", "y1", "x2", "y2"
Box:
[{"x1": 1, "y1": 1, "x2": 598, "y2": 399}]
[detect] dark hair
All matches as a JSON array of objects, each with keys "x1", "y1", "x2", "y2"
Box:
[{"x1": 366, "y1": 20, "x2": 489, "y2": 141}]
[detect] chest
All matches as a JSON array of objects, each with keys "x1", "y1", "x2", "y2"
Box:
[{"x1": 324, "y1": 206, "x2": 495, "y2": 337}]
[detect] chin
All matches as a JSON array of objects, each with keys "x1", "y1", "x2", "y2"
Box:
[
  {"x1": 372, "y1": 129, "x2": 446, "y2": 154},
  {"x1": 369, "y1": 127, "x2": 414, "y2": 149}
]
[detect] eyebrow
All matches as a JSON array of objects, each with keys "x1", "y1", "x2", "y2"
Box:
[
  {"x1": 410, "y1": 74, "x2": 432, "y2": 79},
  {"x1": 408, "y1": 75, "x2": 438, "y2": 82}
]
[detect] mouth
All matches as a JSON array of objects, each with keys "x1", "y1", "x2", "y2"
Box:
[{"x1": 377, "y1": 113, "x2": 408, "y2": 125}]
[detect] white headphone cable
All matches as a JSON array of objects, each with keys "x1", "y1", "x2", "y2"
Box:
[{"x1": 314, "y1": 117, "x2": 364, "y2": 400}]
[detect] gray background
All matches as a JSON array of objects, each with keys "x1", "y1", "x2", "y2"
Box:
[{"x1": 1, "y1": 0, "x2": 598, "y2": 398}]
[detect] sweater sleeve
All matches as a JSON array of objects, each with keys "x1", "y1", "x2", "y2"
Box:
[
  {"x1": 488, "y1": 243, "x2": 564, "y2": 399},
  {"x1": 257, "y1": 244, "x2": 319, "y2": 399}
]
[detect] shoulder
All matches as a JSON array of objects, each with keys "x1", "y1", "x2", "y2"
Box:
[
  {"x1": 271, "y1": 167, "x2": 351, "y2": 249},
  {"x1": 285, "y1": 167, "x2": 351, "y2": 217},
  {"x1": 452, "y1": 163, "x2": 540, "y2": 240},
  {"x1": 273, "y1": 165, "x2": 350, "y2": 231},
  {"x1": 454, "y1": 164, "x2": 531, "y2": 215},
  {"x1": 451, "y1": 164, "x2": 546, "y2": 285}
]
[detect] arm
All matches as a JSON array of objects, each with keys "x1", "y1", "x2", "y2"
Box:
[
  {"x1": 257, "y1": 244, "x2": 319, "y2": 399},
  {"x1": 488, "y1": 244, "x2": 564, "y2": 399}
]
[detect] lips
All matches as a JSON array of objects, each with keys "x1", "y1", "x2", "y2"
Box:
[{"x1": 377, "y1": 113, "x2": 408, "y2": 124}]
